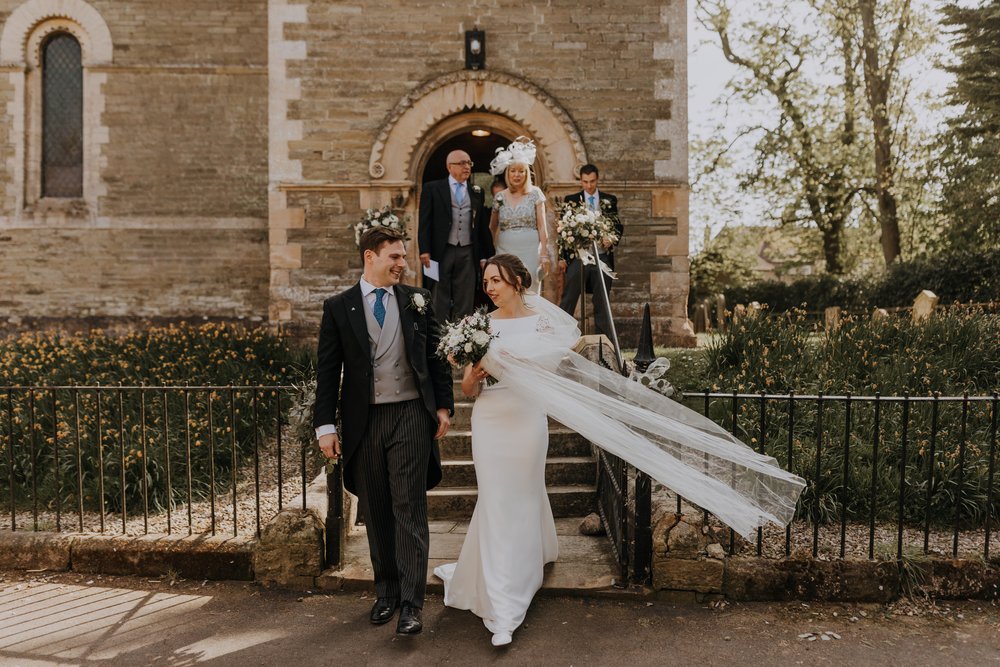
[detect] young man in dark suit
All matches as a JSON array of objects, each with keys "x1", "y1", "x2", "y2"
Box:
[
  {"x1": 314, "y1": 227, "x2": 454, "y2": 635},
  {"x1": 558, "y1": 164, "x2": 623, "y2": 337},
  {"x1": 418, "y1": 149, "x2": 486, "y2": 323}
]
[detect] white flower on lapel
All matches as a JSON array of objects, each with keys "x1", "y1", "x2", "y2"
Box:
[
  {"x1": 471, "y1": 185, "x2": 482, "y2": 195},
  {"x1": 409, "y1": 292, "x2": 428, "y2": 315}
]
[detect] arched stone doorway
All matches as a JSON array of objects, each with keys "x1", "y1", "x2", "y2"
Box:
[
  {"x1": 368, "y1": 70, "x2": 586, "y2": 187},
  {"x1": 366, "y1": 71, "x2": 587, "y2": 298}
]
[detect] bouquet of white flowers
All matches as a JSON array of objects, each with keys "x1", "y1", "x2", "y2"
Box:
[
  {"x1": 436, "y1": 306, "x2": 498, "y2": 385},
  {"x1": 555, "y1": 200, "x2": 620, "y2": 261},
  {"x1": 353, "y1": 206, "x2": 410, "y2": 246}
]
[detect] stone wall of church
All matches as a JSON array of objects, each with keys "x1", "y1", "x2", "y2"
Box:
[
  {"x1": 0, "y1": 0, "x2": 270, "y2": 327},
  {"x1": 0, "y1": 63, "x2": 13, "y2": 218},
  {"x1": 271, "y1": 0, "x2": 694, "y2": 345}
]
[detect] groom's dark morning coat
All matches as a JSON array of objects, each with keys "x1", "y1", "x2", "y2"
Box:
[{"x1": 312, "y1": 282, "x2": 453, "y2": 494}]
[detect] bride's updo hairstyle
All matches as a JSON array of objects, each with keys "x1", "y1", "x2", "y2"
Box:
[{"x1": 484, "y1": 254, "x2": 532, "y2": 293}]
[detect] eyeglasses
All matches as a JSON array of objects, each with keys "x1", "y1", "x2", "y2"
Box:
[{"x1": 448, "y1": 160, "x2": 474, "y2": 167}]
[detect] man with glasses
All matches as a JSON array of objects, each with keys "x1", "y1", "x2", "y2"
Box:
[{"x1": 419, "y1": 150, "x2": 486, "y2": 322}]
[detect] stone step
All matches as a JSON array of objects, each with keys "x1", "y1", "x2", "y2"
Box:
[
  {"x1": 437, "y1": 429, "x2": 593, "y2": 460},
  {"x1": 427, "y1": 485, "x2": 596, "y2": 520},
  {"x1": 449, "y1": 401, "x2": 565, "y2": 430},
  {"x1": 439, "y1": 456, "x2": 595, "y2": 488}
]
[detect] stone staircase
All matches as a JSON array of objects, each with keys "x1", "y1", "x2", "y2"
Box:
[{"x1": 427, "y1": 379, "x2": 598, "y2": 521}]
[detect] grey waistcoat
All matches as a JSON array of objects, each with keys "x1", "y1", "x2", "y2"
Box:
[
  {"x1": 447, "y1": 184, "x2": 473, "y2": 247},
  {"x1": 363, "y1": 289, "x2": 420, "y2": 404}
]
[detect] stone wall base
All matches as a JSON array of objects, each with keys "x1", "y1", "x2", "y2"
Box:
[
  {"x1": 0, "y1": 531, "x2": 255, "y2": 580},
  {"x1": 651, "y1": 512, "x2": 1000, "y2": 602}
]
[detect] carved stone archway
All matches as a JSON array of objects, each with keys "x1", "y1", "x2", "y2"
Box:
[{"x1": 369, "y1": 70, "x2": 588, "y2": 187}]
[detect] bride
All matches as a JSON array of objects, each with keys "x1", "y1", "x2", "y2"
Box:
[
  {"x1": 435, "y1": 255, "x2": 806, "y2": 647},
  {"x1": 434, "y1": 254, "x2": 556, "y2": 647}
]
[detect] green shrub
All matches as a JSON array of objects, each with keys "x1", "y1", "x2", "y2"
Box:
[
  {"x1": 0, "y1": 323, "x2": 311, "y2": 517},
  {"x1": 721, "y1": 247, "x2": 1000, "y2": 312},
  {"x1": 692, "y1": 307, "x2": 1000, "y2": 528}
]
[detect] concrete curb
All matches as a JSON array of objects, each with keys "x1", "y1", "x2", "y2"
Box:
[{"x1": 0, "y1": 530, "x2": 255, "y2": 581}]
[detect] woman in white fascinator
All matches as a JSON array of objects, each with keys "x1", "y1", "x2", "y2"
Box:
[{"x1": 487, "y1": 137, "x2": 550, "y2": 292}]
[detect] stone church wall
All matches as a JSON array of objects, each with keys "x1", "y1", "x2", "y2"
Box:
[
  {"x1": 0, "y1": 0, "x2": 269, "y2": 328},
  {"x1": 272, "y1": 0, "x2": 692, "y2": 345}
]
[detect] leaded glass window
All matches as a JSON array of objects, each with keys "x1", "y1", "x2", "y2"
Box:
[{"x1": 42, "y1": 33, "x2": 83, "y2": 198}]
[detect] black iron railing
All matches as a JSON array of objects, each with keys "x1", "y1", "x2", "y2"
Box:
[
  {"x1": 680, "y1": 391, "x2": 1000, "y2": 561},
  {"x1": 1, "y1": 385, "x2": 306, "y2": 539}
]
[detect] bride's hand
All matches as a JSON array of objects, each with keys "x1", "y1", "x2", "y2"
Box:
[{"x1": 471, "y1": 360, "x2": 489, "y2": 381}]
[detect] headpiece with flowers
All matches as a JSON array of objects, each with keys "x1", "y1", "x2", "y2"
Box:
[
  {"x1": 489, "y1": 136, "x2": 537, "y2": 176},
  {"x1": 353, "y1": 206, "x2": 410, "y2": 246}
]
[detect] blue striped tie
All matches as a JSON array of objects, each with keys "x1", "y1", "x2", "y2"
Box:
[{"x1": 373, "y1": 288, "x2": 386, "y2": 327}]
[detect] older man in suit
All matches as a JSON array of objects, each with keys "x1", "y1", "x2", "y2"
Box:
[
  {"x1": 418, "y1": 149, "x2": 486, "y2": 322},
  {"x1": 558, "y1": 163, "x2": 623, "y2": 338},
  {"x1": 314, "y1": 227, "x2": 454, "y2": 635}
]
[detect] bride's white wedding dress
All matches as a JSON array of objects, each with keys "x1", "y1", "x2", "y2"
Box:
[
  {"x1": 434, "y1": 314, "x2": 558, "y2": 641},
  {"x1": 437, "y1": 295, "x2": 806, "y2": 645}
]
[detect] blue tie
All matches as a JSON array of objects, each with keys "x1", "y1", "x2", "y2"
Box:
[
  {"x1": 373, "y1": 288, "x2": 386, "y2": 328},
  {"x1": 453, "y1": 182, "x2": 465, "y2": 205},
  {"x1": 588, "y1": 195, "x2": 597, "y2": 210}
]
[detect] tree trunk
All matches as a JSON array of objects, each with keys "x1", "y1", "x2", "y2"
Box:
[{"x1": 859, "y1": 0, "x2": 903, "y2": 265}]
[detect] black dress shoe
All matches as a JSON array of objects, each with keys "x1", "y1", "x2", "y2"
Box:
[
  {"x1": 396, "y1": 602, "x2": 422, "y2": 635},
  {"x1": 369, "y1": 597, "x2": 399, "y2": 625}
]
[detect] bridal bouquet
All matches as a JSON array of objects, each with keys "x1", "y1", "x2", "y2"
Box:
[
  {"x1": 555, "y1": 200, "x2": 620, "y2": 260},
  {"x1": 353, "y1": 206, "x2": 410, "y2": 246},
  {"x1": 436, "y1": 306, "x2": 498, "y2": 385}
]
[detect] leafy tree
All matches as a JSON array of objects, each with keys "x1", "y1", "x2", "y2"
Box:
[
  {"x1": 938, "y1": 1, "x2": 1000, "y2": 250},
  {"x1": 694, "y1": 0, "x2": 937, "y2": 272}
]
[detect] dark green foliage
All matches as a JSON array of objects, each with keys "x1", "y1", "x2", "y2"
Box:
[
  {"x1": 0, "y1": 324, "x2": 311, "y2": 518},
  {"x1": 723, "y1": 247, "x2": 1000, "y2": 312},
  {"x1": 694, "y1": 308, "x2": 1000, "y2": 528},
  {"x1": 938, "y1": 2, "x2": 1000, "y2": 251}
]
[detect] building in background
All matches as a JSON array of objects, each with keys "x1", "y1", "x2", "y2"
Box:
[{"x1": 0, "y1": 0, "x2": 694, "y2": 345}]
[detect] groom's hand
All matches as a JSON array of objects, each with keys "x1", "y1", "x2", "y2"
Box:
[
  {"x1": 420, "y1": 253, "x2": 431, "y2": 269},
  {"x1": 434, "y1": 408, "x2": 451, "y2": 439},
  {"x1": 318, "y1": 433, "x2": 341, "y2": 459}
]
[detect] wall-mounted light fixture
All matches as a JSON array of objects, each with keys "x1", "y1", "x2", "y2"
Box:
[
  {"x1": 465, "y1": 29, "x2": 485, "y2": 70},
  {"x1": 471, "y1": 129, "x2": 491, "y2": 137}
]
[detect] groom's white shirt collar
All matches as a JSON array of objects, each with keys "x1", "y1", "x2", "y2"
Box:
[
  {"x1": 360, "y1": 276, "x2": 393, "y2": 298},
  {"x1": 448, "y1": 175, "x2": 467, "y2": 190}
]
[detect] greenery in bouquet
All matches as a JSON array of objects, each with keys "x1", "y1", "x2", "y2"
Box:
[
  {"x1": 436, "y1": 307, "x2": 498, "y2": 384},
  {"x1": 353, "y1": 206, "x2": 410, "y2": 246},
  {"x1": 555, "y1": 200, "x2": 620, "y2": 259}
]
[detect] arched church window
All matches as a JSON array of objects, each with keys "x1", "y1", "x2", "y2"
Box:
[{"x1": 41, "y1": 32, "x2": 83, "y2": 198}]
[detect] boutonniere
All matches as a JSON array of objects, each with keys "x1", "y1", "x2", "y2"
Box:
[
  {"x1": 409, "y1": 292, "x2": 428, "y2": 315},
  {"x1": 470, "y1": 185, "x2": 482, "y2": 195}
]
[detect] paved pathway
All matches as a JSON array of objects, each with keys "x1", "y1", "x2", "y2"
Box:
[{"x1": 1, "y1": 570, "x2": 998, "y2": 666}]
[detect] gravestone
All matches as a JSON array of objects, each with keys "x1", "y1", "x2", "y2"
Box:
[{"x1": 912, "y1": 290, "x2": 939, "y2": 323}]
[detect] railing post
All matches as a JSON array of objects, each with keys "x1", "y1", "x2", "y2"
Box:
[
  {"x1": 325, "y1": 461, "x2": 344, "y2": 568},
  {"x1": 632, "y1": 470, "x2": 652, "y2": 585}
]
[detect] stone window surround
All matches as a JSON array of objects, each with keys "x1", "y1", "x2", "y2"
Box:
[{"x1": 0, "y1": 0, "x2": 112, "y2": 225}]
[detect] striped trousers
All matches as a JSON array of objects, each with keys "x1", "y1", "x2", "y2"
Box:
[{"x1": 352, "y1": 398, "x2": 434, "y2": 606}]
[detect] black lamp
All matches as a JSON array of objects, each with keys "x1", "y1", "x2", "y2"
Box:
[{"x1": 465, "y1": 29, "x2": 485, "y2": 70}]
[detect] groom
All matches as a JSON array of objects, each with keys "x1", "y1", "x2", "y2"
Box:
[{"x1": 314, "y1": 226, "x2": 454, "y2": 635}]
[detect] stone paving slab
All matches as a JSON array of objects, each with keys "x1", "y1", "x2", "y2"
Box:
[{"x1": 320, "y1": 517, "x2": 623, "y2": 596}]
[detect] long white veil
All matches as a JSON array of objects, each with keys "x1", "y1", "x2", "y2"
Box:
[{"x1": 480, "y1": 294, "x2": 806, "y2": 539}]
